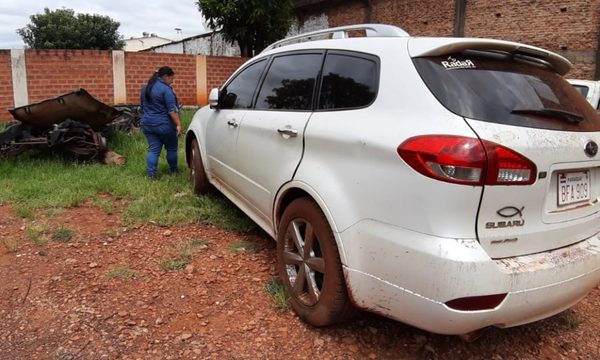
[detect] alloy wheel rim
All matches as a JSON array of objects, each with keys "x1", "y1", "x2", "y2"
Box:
[{"x1": 282, "y1": 218, "x2": 325, "y2": 306}]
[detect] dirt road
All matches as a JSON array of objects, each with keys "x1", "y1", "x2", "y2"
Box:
[{"x1": 1, "y1": 204, "x2": 598, "y2": 359}]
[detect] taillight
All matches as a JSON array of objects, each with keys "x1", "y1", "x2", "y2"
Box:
[{"x1": 397, "y1": 135, "x2": 536, "y2": 186}]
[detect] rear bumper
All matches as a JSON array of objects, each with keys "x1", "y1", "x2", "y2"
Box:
[{"x1": 340, "y1": 219, "x2": 600, "y2": 335}]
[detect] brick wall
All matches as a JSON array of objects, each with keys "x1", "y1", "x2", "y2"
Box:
[
  {"x1": 326, "y1": 0, "x2": 455, "y2": 36},
  {"x1": 206, "y1": 56, "x2": 248, "y2": 91},
  {"x1": 0, "y1": 51, "x2": 13, "y2": 121},
  {"x1": 125, "y1": 52, "x2": 197, "y2": 104},
  {"x1": 464, "y1": 0, "x2": 599, "y2": 79},
  {"x1": 26, "y1": 50, "x2": 113, "y2": 104},
  {"x1": 301, "y1": 0, "x2": 600, "y2": 79},
  {"x1": 0, "y1": 51, "x2": 245, "y2": 121}
]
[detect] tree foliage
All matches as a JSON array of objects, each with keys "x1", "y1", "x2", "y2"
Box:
[
  {"x1": 17, "y1": 8, "x2": 125, "y2": 50},
  {"x1": 197, "y1": 0, "x2": 293, "y2": 57}
]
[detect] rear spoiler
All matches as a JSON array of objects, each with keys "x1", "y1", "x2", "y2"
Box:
[{"x1": 408, "y1": 38, "x2": 571, "y2": 75}]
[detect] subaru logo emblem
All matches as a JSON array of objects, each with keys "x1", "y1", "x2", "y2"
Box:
[{"x1": 584, "y1": 141, "x2": 598, "y2": 157}]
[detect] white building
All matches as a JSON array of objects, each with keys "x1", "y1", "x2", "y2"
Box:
[
  {"x1": 145, "y1": 14, "x2": 327, "y2": 56},
  {"x1": 124, "y1": 33, "x2": 173, "y2": 52}
]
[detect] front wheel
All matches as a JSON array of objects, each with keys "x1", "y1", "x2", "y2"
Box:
[{"x1": 276, "y1": 198, "x2": 355, "y2": 326}]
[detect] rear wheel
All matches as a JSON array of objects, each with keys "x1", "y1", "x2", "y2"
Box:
[
  {"x1": 277, "y1": 198, "x2": 355, "y2": 326},
  {"x1": 190, "y1": 138, "x2": 210, "y2": 194}
]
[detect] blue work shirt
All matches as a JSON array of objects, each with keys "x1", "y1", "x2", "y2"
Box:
[{"x1": 140, "y1": 78, "x2": 179, "y2": 126}]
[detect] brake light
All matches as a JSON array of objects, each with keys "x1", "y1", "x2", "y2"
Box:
[{"x1": 397, "y1": 135, "x2": 536, "y2": 186}]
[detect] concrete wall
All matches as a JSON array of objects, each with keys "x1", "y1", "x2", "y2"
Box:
[
  {"x1": 0, "y1": 50, "x2": 247, "y2": 121},
  {"x1": 151, "y1": 32, "x2": 241, "y2": 57},
  {"x1": 148, "y1": 16, "x2": 329, "y2": 56}
]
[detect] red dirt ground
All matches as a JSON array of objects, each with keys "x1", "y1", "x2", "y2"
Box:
[{"x1": 0, "y1": 204, "x2": 598, "y2": 359}]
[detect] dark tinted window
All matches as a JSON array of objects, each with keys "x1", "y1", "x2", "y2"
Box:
[
  {"x1": 413, "y1": 53, "x2": 600, "y2": 131},
  {"x1": 319, "y1": 53, "x2": 378, "y2": 110},
  {"x1": 255, "y1": 53, "x2": 322, "y2": 110},
  {"x1": 572, "y1": 85, "x2": 589, "y2": 98},
  {"x1": 220, "y1": 60, "x2": 266, "y2": 109}
]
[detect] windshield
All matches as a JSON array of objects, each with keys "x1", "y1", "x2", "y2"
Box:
[{"x1": 413, "y1": 53, "x2": 600, "y2": 131}]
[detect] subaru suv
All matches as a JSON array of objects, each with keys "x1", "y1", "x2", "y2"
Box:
[{"x1": 185, "y1": 24, "x2": 600, "y2": 335}]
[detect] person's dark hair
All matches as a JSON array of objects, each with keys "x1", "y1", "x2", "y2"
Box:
[{"x1": 144, "y1": 66, "x2": 175, "y2": 102}]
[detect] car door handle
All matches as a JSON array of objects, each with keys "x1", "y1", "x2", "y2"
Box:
[
  {"x1": 277, "y1": 128, "x2": 298, "y2": 137},
  {"x1": 227, "y1": 119, "x2": 239, "y2": 128}
]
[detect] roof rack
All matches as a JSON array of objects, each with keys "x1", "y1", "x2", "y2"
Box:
[{"x1": 262, "y1": 24, "x2": 409, "y2": 53}]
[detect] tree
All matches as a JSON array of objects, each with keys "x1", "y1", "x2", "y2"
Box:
[
  {"x1": 17, "y1": 8, "x2": 125, "y2": 50},
  {"x1": 197, "y1": 0, "x2": 293, "y2": 57}
]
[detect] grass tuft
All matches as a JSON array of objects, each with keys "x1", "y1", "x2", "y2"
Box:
[
  {"x1": 26, "y1": 224, "x2": 49, "y2": 246},
  {"x1": 561, "y1": 310, "x2": 583, "y2": 329},
  {"x1": 106, "y1": 266, "x2": 141, "y2": 280},
  {"x1": 1, "y1": 238, "x2": 20, "y2": 252},
  {"x1": 15, "y1": 205, "x2": 34, "y2": 219},
  {"x1": 52, "y1": 225, "x2": 74, "y2": 242},
  {"x1": 189, "y1": 238, "x2": 209, "y2": 248},
  {"x1": 265, "y1": 278, "x2": 290, "y2": 310},
  {"x1": 158, "y1": 258, "x2": 188, "y2": 272},
  {"x1": 157, "y1": 238, "x2": 210, "y2": 272},
  {"x1": 43, "y1": 208, "x2": 64, "y2": 218},
  {"x1": 229, "y1": 240, "x2": 257, "y2": 253}
]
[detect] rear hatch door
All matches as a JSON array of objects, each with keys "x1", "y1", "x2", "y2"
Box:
[{"x1": 410, "y1": 39, "x2": 600, "y2": 258}]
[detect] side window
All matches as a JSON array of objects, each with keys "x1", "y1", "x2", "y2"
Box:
[
  {"x1": 318, "y1": 53, "x2": 379, "y2": 110},
  {"x1": 255, "y1": 53, "x2": 323, "y2": 111},
  {"x1": 220, "y1": 60, "x2": 266, "y2": 109},
  {"x1": 572, "y1": 85, "x2": 589, "y2": 98}
]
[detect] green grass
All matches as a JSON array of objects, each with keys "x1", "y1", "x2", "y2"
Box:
[
  {"x1": 15, "y1": 205, "x2": 35, "y2": 219},
  {"x1": 93, "y1": 196, "x2": 114, "y2": 215},
  {"x1": 43, "y1": 208, "x2": 64, "y2": 218},
  {"x1": 52, "y1": 225, "x2": 74, "y2": 242},
  {"x1": 265, "y1": 278, "x2": 290, "y2": 310},
  {"x1": 0, "y1": 109, "x2": 258, "y2": 232},
  {"x1": 106, "y1": 266, "x2": 141, "y2": 280}
]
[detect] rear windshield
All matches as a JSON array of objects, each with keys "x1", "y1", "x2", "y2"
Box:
[{"x1": 413, "y1": 53, "x2": 600, "y2": 131}]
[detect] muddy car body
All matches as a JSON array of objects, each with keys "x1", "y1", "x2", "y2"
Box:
[{"x1": 185, "y1": 24, "x2": 600, "y2": 335}]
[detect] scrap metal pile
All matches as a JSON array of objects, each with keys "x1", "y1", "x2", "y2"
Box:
[{"x1": 0, "y1": 89, "x2": 140, "y2": 161}]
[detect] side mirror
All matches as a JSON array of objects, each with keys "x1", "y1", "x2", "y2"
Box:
[{"x1": 208, "y1": 88, "x2": 219, "y2": 109}]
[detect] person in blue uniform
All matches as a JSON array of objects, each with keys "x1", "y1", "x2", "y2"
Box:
[{"x1": 140, "y1": 66, "x2": 182, "y2": 179}]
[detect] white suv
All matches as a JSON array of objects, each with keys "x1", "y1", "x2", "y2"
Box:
[{"x1": 185, "y1": 24, "x2": 600, "y2": 336}]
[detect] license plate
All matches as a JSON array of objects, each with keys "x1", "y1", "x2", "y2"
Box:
[{"x1": 558, "y1": 170, "x2": 591, "y2": 206}]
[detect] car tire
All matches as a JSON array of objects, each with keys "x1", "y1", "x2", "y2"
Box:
[
  {"x1": 277, "y1": 198, "x2": 356, "y2": 327},
  {"x1": 190, "y1": 138, "x2": 210, "y2": 195}
]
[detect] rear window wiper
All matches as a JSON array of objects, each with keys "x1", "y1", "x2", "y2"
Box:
[{"x1": 511, "y1": 108, "x2": 584, "y2": 124}]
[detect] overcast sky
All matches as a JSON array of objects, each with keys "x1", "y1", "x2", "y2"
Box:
[{"x1": 0, "y1": 0, "x2": 207, "y2": 49}]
